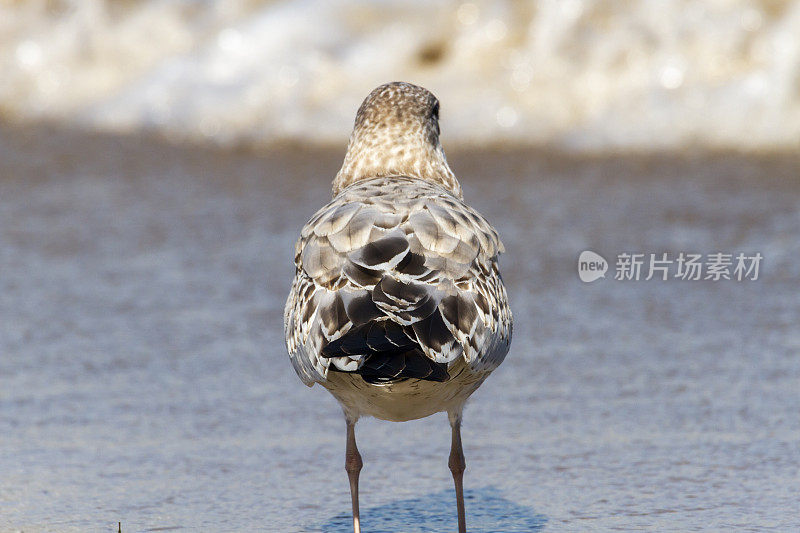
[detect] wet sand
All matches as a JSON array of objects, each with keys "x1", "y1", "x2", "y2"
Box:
[{"x1": 1, "y1": 123, "x2": 799, "y2": 532}]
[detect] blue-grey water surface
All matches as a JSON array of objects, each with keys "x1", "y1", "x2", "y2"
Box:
[{"x1": 1, "y1": 126, "x2": 799, "y2": 532}]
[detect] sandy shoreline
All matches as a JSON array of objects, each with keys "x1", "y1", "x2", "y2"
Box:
[
  {"x1": 2, "y1": 121, "x2": 799, "y2": 531},
  {"x1": 2, "y1": 119, "x2": 800, "y2": 184}
]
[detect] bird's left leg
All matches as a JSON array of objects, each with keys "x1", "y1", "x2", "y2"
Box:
[
  {"x1": 448, "y1": 408, "x2": 466, "y2": 533},
  {"x1": 345, "y1": 416, "x2": 363, "y2": 533}
]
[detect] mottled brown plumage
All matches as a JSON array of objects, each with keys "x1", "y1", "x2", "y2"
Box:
[
  {"x1": 283, "y1": 82, "x2": 512, "y2": 533},
  {"x1": 285, "y1": 176, "x2": 511, "y2": 392},
  {"x1": 333, "y1": 82, "x2": 462, "y2": 198}
]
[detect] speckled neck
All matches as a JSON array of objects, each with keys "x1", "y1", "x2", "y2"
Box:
[{"x1": 332, "y1": 82, "x2": 462, "y2": 199}]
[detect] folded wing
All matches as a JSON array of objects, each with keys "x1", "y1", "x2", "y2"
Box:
[{"x1": 284, "y1": 177, "x2": 512, "y2": 386}]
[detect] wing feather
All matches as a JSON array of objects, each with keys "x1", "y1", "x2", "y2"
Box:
[{"x1": 284, "y1": 177, "x2": 512, "y2": 385}]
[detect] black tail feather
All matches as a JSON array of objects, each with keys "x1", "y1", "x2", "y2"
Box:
[{"x1": 321, "y1": 319, "x2": 449, "y2": 383}]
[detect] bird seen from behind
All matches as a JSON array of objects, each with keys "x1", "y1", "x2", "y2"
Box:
[{"x1": 284, "y1": 81, "x2": 512, "y2": 533}]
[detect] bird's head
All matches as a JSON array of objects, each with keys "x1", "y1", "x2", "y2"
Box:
[{"x1": 333, "y1": 82, "x2": 461, "y2": 198}]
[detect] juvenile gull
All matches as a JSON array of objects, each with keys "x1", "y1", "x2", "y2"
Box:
[{"x1": 284, "y1": 82, "x2": 512, "y2": 533}]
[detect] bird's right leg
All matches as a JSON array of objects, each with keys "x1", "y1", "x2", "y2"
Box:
[
  {"x1": 345, "y1": 417, "x2": 363, "y2": 533},
  {"x1": 448, "y1": 409, "x2": 467, "y2": 533}
]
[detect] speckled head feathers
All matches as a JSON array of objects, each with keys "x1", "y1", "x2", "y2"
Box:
[
  {"x1": 354, "y1": 82, "x2": 441, "y2": 145},
  {"x1": 333, "y1": 82, "x2": 461, "y2": 198}
]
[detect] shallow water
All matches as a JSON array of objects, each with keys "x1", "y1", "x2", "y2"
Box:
[{"x1": 1, "y1": 124, "x2": 799, "y2": 532}]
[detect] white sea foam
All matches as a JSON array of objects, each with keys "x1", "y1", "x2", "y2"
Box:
[{"x1": 1, "y1": 0, "x2": 799, "y2": 150}]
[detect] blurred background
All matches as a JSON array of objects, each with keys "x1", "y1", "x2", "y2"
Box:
[
  {"x1": 1, "y1": 1, "x2": 799, "y2": 532},
  {"x1": 2, "y1": 0, "x2": 800, "y2": 150}
]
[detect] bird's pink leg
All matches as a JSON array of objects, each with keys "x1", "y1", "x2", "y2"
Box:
[
  {"x1": 448, "y1": 410, "x2": 467, "y2": 533},
  {"x1": 345, "y1": 418, "x2": 363, "y2": 533}
]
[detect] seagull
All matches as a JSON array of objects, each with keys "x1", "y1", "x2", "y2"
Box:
[{"x1": 284, "y1": 81, "x2": 512, "y2": 533}]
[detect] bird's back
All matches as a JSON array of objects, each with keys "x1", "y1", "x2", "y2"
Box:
[{"x1": 284, "y1": 176, "x2": 512, "y2": 403}]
